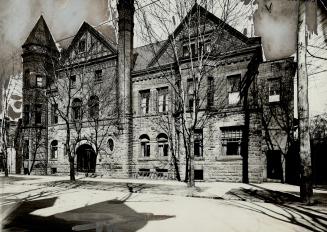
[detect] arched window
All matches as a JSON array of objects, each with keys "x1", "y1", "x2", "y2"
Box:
[
  {"x1": 50, "y1": 140, "x2": 58, "y2": 159},
  {"x1": 88, "y1": 95, "x2": 99, "y2": 119},
  {"x1": 72, "y1": 98, "x2": 82, "y2": 120},
  {"x1": 139, "y1": 134, "x2": 150, "y2": 157},
  {"x1": 108, "y1": 138, "x2": 114, "y2": 152},
  {"x1": 157, "y1": 133, "x2": 168, "y2": 157}
]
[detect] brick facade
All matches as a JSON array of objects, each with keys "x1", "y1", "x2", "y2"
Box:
[{"x1": 21, "y1": 3, "x2": 295, "y2": 182}]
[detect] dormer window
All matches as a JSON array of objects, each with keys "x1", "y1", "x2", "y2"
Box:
[{"x1": 78, "y1": 39, "x2": 86, "y2": 53}]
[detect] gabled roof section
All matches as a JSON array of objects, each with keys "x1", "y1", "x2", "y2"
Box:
[
  {"x1": 133, "y1": 41, "x2": 166, "y2": 71},
  {"x1": 23, "y1": 15, "x2": 58, "y2": 51},
  {"x1": 147, "y1": 3, "x2": 261, "y2": 68},
  {"x1": 65, "y1": 22, "x2": 117, "y2": 55}
]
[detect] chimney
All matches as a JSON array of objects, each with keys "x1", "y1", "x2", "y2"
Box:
[{"x1": 117, "y1": 0, "x2": 134, "y2": 121}]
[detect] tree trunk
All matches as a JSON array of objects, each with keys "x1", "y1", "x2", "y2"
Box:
[
  {"x1": 171, "y1": 152, "x2": 181, "y2": 181},
  {"x1": 242, "y1": 91, "x2": 249, "y2": 183},
  {"x1": 188, "y1": 131, "x2": 195, "y2": 187},
  {"x1": 4, "y1": 161, "x2": 8, "y2": 177},
  {"x1": 297, "y1": 0, "x2": 313, "y2": 204},
  {"x1": 69, "y1": 156, "x2": 75, "y2": 181}
]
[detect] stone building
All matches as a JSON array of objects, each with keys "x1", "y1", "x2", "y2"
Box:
[{"x1": 21, "y1": 1, "x2": 296, "y2": 182}]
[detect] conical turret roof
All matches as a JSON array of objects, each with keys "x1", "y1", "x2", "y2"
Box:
[{"x1": 23, "y1": 15, "x2": 57, "y2": 50}]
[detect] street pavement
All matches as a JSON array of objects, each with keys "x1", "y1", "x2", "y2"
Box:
[{"x1": 1, "y1": 175, "x2": 327, "y2": 232}]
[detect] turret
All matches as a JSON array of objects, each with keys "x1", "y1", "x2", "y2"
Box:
[{"x1": 21, "y1": 15, "x2": 58, "y2": 174}]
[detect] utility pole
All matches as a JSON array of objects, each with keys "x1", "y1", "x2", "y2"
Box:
[{"x1": 297, "y1": 0, "x2": 313, "y2": 204}]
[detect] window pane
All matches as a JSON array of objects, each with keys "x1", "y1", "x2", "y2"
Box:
[
  {"x1": 95, "y1": 70, "x2": 102, "y2": 82},
  {"x1": 79, "y1": 40, "x2": 86, "y2": 53},
  {"x1": 36, "y1": 76, "x2": 43, "y2": 87},
  {"x1": 163, "y1": 144, "x2": 169, "y2": 156},
  {"x1": 269, "y1": 78, "x2": 280, "y2": 103},
  {"x1": 194, "y1": 129, "x2": 203, "y2": 157},
  {"x1": 70, "y1": 76, "x2": 76, "y2": 88},
  {"x1": 146, "y1": 144, "x2": 150, "y2": 157},
  {"x1": 226, "y1": 142, "x2": 239, "y2": 156},
  {"x1": 140, "y1": 90, "x2": 150, "y2": 115},
  {"x1": 227, "y1": 74, "x2": 241, "y2": 93},
  {"x1": 35, "y1": 104, "x2": 42, "y2": 124},
  {"x1": 183, "y1": 45, "x2": 189, "y2": 57}
]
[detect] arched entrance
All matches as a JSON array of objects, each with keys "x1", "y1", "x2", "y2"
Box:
[{"x1": 76, "y1": 144, "x2": 96, "y2": 173}]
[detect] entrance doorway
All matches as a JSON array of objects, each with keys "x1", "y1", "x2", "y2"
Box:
[
  {"x1": 267, "y1": 150, "x2": 282, "y2": 180},
  {"x1": 76, "y1": 144, "x2": 96, "y2": 173}
]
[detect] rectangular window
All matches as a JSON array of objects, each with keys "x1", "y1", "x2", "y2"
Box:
[
  {"x1": 194, "y1": 129, "x2": 203, "y2": 157},
  {"x1": 226, "y1": 142, "x2": 239, "y2": 156},
  {"x1": 51, "y1": 104, "x2": 58, "y2": 124},
  {"x1": 207, "y1": 76, "x2": 214, "y2": 108},
  {"x1": 23, "y1": 140, "x2": 29, "y2": 159},
  {"x1": 183, "y1": 43, "x2": 196, "y2": 57},
  {"x1": 50, "y1": 142, "x2": 58, "y2": 159},
  {"x1": 157, "y1": 87, "x2": 168, "y2": 113},
  {"x1": 51, "y1": 168, "x2": 57, "y2": 174},
  {"x1": 78, "y1": 39, "x2": 86, "y2": 53},
  {"x1": 23, "y1": 105, "x2": 30, "y2": 125},
  {"x1": 36, "y1": 75, "x2": 43, "y2": 87},
  {"x1": 221, "y1": 127, "x2": 242, "y2": 156},
  {"x1": 190, "y1": 43, "x2": 196, "y2": 56},
  {"x1": 187, "y1": 79, "x2": 194, "y2": 110},
  {"x1": 95, "y1": 69, "x2": 102, "y2": 82},
  {"x1": 183, "y1": 45, "x2": 189, "y2": 57},
  {"x1": 140, "y1": 90, "x2": 150, "y2": 115},
  {"x1": 158, "y1": 143, "x2": 169, "y2": 157},
  {"x1": 70, "y1": 75, "x2": 76, "y2": 89},
  {"x1": 268, "y1": 78, "x2": 280, "y2": 103},
  {"x1": 194, "y1": 169, "x2": 203, "y2": 180},
  {"x1": 35, "y1": 104, "x2": 42, "y2": 124},
  {"x1": 227, "y1": 74, "x2": 241, "y2": 105},
  {"x1": 141, "y1": 142, "x2": 150, "y2": 157}
]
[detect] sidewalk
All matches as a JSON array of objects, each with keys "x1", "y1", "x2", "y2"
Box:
[{"x1": 2, "y1": 174, "x2": 327, "y2": 205}]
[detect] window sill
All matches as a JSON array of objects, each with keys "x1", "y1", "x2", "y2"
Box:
[
  {"x1": 194, "y1": 157, "x2": 204, "y2": 161},
  {"x1": 138, "y1": 157, "x2": 168, "y2": 161},
  {"x1": 215, "y1": 155, "x2": 242, "y2": 161}
]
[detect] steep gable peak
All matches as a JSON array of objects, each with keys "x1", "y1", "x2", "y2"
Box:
[
  {"x1": 23, "y1": 15, "x2": 58, "y2": 51},
  {"x1": 65, "y1": 21, "x2": 117, "y2": 55}
]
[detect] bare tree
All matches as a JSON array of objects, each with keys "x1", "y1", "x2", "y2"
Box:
[
  {"x1": 136, "y1": 1, "x2": 252, "y2": 186},
  {"x1": 26, "y1": 127, "x2": 47, "y2": 175},
  {"x1": 82, "y1": 67, "x2": 121, "y2": 175},
  {"x1": 47, "y1": 28, "x2": 118, "y2": 180},
  {"x1": 0, "y1": 74, "x2": 20, "y2": 177},
  {"x1": 47, "y1": 51, "x2": 87, "y2": 181}
]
